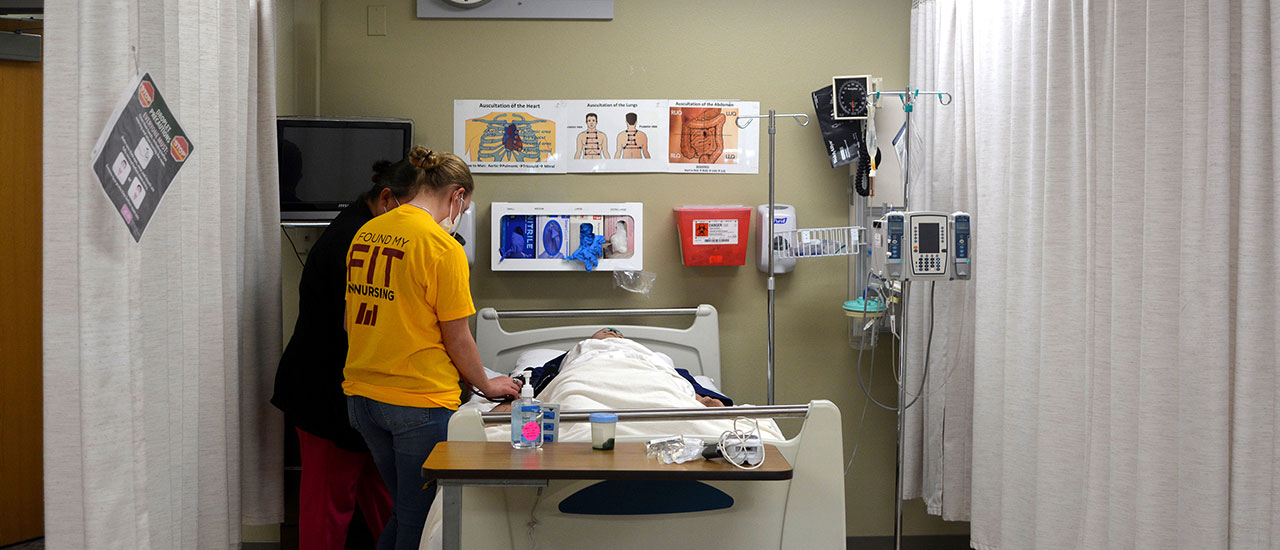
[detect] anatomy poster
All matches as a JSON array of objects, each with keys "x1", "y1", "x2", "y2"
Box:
[
  {"x1": 454, "y1": 99, "x2": 759, "y2": 174},
  {"x1": 565, "y1": 100, "x2": 668, "y2": 173},
  {"x1": 455, "y1": 100, "x2": 566, "y2": 173},
  {"x1": 668, "y1": 100, "x2": 759, "y2": 174}
]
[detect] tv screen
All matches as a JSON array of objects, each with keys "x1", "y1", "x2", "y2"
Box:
[{"x1": 277, "y1": 117, "x2": 413, "y2": 220}]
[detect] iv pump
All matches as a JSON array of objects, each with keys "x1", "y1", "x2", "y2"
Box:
[{"x1": 873, "y1": 210, "x2": 971, "y2": 281}]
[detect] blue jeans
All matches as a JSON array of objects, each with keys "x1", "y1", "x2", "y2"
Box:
[{"x1": 347, "y1": 395, "x2": 453, "y2": 550}]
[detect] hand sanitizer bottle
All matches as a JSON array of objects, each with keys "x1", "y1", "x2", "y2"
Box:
[{"x1": 510, "y1": 374, "x2": 543, "y2": 449}]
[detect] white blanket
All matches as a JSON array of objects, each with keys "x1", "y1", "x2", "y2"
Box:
[{"x1": 484, "y1": 338, "x2": 783, "y2": 442}]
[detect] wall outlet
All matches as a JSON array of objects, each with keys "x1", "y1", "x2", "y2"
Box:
[{"x1": 368, "y1": 6, "x2": 387, "y2": 36}]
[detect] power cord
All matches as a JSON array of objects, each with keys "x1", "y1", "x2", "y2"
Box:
[
  {"x1": 524, "y1": 488, "x2": 540, "y2": 547},
  {"x1": 717, "y1": 417, "x2": 764, "y2": 470},
  {"x1": 855, "y1": 275, "x2": 898, "y2": 412},
  {"x1": 901, "y1": 282, "x2": 937, "y2": 407},
  {"x1": 855, "y1": 279, "x2": 935, "y2": 412},
  {"x1": 846, "y1": 289, "x2": 879, "y2": 474},
  {"x1": 853, "y1": 133, "x2": 872, "y2": 197},
  {"x1": 281, "y1": 227, "x2": 305, "y2": 268}
]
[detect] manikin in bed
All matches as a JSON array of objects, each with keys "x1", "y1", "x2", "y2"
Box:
[
  {"x1": 492, "y1": 327, "x2": 731, "y2": 411},
  {"x1": 468, "y1": 329, "x2": 783, "y2": 442}
]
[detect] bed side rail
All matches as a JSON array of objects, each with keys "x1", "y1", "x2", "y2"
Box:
[
  {"x1": 478, "y1": 404, "x2": 810, "y2": 424},
  {"x1": 475, "y1": 304, "x2": 722, "y2": 381},
  {"x1": 480, "y1": 306, "x2": 709, "y2": 319}
]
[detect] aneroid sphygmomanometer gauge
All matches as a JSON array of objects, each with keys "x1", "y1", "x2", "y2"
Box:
[{"x1": 832, "y1": 75, "x2": 871, "y2": 121}]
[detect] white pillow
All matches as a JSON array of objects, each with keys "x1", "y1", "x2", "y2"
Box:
[
  {"x1": 511, "y1": 348, "x2": 567, "y2": 375},
  {"x1": 510, "y1": 345, "x2": 676, "y2": 374},
  {"x1": 693, "y1": 375, "x2": 720, "y2": 392}
]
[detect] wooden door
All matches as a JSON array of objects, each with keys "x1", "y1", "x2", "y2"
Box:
[{"x1": 0, "y1": 17, "x2": 44, "y2": 546}]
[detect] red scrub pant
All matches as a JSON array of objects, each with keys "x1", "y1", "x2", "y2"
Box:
[{"x1": 297, "y1": 427, "x2": 393, "y2": 549}]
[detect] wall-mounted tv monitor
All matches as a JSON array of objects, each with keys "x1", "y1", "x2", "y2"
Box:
[{"x1": 278, "y1": 117, "x2": 413, "y2": 220}]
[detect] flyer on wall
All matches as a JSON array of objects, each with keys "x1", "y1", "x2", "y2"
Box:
[
  {"x1": 564, "y1": 100, "x2": 669, "y2": 173},
  {"x1": 454, "y1": 100, "x2": 567, "y2": 173},
  {"x1": 667, "y1": 100, "x2": 759, "y2": 174},
  {"x1": 90, "y1": 72, "x2": 196, "y2": 242}
]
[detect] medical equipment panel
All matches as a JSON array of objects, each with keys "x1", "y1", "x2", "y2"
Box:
[
  {"x1": 491, "y1": 202, "x2": 643, "y2": 271},
  {"x1": 871, "y1": 210, "x2": 968, "y2": 282},
  {"x1": 951, "y1": 212, "x2": 971, "y2": 280},
  {"x1": 541, "y1": 403, "x2": 561, "y2": 443},
  {"x1": 883, "y1": 211, "x2": 905, "y2": 279},
  {"x1": 909, "y1": 212, "x2": 949, "y2": 279}
]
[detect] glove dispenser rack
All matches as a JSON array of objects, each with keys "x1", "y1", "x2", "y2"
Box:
[{"x1": 490, "y1": 202, "x2": 643, "y2": 272}]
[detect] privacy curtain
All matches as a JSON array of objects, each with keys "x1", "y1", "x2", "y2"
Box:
[
  {"x1": 902, "y1": 0, "x2": 978, "y2": 523},
  {"x1": 43, "y1": 0, "x2": 283, "y2": 547},
  {"x1": 911, "y1": 0, "x2": 1280, "y2": 548}
]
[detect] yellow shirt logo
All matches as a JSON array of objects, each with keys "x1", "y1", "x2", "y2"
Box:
[{"x1": 342, "y1": 208, "x2": 474, "y2": 409}]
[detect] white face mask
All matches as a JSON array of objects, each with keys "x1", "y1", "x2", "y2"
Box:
[{"x1": 439, "y1": 192, "x2": 464, "y2": 235}]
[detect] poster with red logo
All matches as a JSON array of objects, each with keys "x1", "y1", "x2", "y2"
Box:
[{"x1": 91, "y1": 73, "x2": 196, "y2": 242}]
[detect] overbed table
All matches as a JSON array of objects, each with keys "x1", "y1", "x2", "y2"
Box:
[{"x1": 423, "y1": 441, "x2": 793, "y2": 550}]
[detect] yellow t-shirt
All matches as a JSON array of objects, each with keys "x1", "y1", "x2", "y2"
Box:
[{"x1": 342, "y1": 206, "x2": 475, "y2": 409}]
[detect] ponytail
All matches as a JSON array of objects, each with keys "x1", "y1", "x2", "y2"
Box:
[
  {"x1": 406, "y1": 145, "x2": 474, "y2": 196},
  {"x1": 362, "y1": 145, "x2": 474, "y2": 204},
  {"x1": 360, "y1": 154, "x2": 418, "y2": 203}
]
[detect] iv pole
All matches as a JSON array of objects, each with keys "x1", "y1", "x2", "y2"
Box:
[
  {"x1": 736, "y1": 109, "x2": 808, "y2": 405},
  {"x1": 869, "y1": 87, "x2": 951, "y2": 550}
]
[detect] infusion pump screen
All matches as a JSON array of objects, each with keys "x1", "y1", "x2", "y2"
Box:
[{"x1": 918, "y1": 223, "x2": 940, "y2": 253}]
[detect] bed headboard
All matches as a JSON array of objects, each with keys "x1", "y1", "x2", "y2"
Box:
[{"x1": 475, "y1": 305, "x2": 721, "y2": 381}]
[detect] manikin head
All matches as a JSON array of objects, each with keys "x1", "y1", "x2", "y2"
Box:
[{"x1": 592, "y1": 328, "x2": 623, "y2": 340}]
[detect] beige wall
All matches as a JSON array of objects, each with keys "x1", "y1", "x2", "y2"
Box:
[{"x1": 277, "y1": 0, "x2": 967, "y2": 537}]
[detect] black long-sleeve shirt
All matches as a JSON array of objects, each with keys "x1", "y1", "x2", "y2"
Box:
[{"x1": 271, "y1": 202, "x2": 373, "y2": 451}]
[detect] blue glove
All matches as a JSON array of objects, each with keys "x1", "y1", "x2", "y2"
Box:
[{"x1": 568, "y1": 234, "x2": 606, "y2": 271}]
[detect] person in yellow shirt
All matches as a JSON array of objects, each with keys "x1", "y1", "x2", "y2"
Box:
[{"x1": 343, "y1": 145, "x2": 521, "y2": 550}]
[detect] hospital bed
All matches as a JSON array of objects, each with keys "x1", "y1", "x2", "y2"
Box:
[{"x1": 422, "y1": 305, "x2": 845, "y2": 550}]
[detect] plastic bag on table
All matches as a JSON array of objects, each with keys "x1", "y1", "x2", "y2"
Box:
[{"x1": 645, "y1": 436, "x2": 704, "y2": 464}]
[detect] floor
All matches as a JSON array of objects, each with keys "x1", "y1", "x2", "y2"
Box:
[
  {"x1": 0, "y1": 538, "x2": 43, "y2": 550},
  {"x1": 847, "y1": 535, "x2": 970, "y2": 549},
  {"x1": 3, "y1": 534, "x2": 973, "y2": 549}
]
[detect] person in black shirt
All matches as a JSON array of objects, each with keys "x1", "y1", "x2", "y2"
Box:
[{"x1": 271, "y1": 158, "x2": 419, "y2": 549}]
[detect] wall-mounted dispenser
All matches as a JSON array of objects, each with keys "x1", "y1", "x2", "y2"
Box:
[{"x1": 756, "y1": 204, "x2": 797, "y2": 274}]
